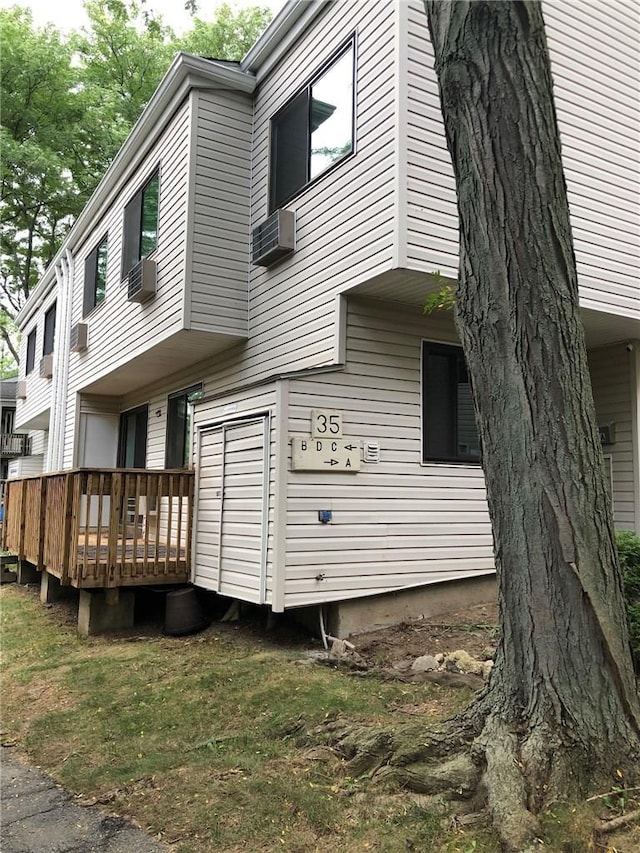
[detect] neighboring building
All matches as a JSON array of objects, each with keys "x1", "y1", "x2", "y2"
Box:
[
  {"x1": 6, "y1": 0, "x2": 639, "y2": 633},
  {"x1": 0, "y1": 379, "x2": 30, "y2": 507}
]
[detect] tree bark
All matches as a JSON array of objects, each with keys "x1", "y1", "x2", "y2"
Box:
[{"x1": 423, "y1": 0, "x2": 639, "y2": 844}]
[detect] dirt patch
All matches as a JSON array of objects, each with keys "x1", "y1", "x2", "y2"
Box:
[
  {"x1": 14, "y1": 582, "x2": 499, "y2": 676},
  {"x1": 349, "y1": 602, "x2": 498, "y2": 669}
]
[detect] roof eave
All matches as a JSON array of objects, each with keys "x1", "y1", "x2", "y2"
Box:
[
  {"x1": 16, "y1": 53, "x2": 255, "y2": 330},
  {"x1": 241, "y1": 0, "x2": 331, "y2": 79}
]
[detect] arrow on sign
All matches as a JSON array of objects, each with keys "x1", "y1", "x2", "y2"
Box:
[
  {"x1": 324, "y1": 458, "x2": 339, "y2": 466},
  {"x1": 344, "y1": 444, "x2": 358, "y2": 451}
]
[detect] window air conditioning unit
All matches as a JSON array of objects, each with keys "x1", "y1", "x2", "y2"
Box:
[
  {"x1": 16, "y1": 380, "x2": 27, "y2": 400},
  {"x1": 599, "y1": 423, "x2": 615, "y2": 445},
  {"x1": 127, "y1": 258, "x2": 156, "y2": 303},
  {"x1": 252, "y1": 209, "x2": 295, "y2": 267},
  {"x1": 70, "y1": 322, "x2": 88, "y2": 352},
  {"x1": 39, "y1": 354, "x2": 53, "y2": 379}
]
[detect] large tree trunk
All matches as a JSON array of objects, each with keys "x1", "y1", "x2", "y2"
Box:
[{"x1": 422, "y1": 0, "x2": 639, "y2": 846}]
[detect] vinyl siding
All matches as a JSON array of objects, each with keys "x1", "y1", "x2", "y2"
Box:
[
  {"x1": 404, "y1": 0, "x2": 458, "y2": 278},
  {"x1": 14, "y1": 291, "x2": 58, "y2": 431},
  {"x1": 589, "y1": 344, "x2": 638, "y2": 529},
  {"x1": 28, "y1": 430, "x2": 48, "y2": 458},
  {"x1": 282, "y1": 297, "x2": 494, "y2": 608},
  {"x1": 7, "y1": 453, "x2": 45, "y2": 479},
  {"x1": 544, "y1": 0, "x2": 640, "y2": 318},
  {"x1": 217, "y1": 0, "x2": 398, "y2": 388},
  {"x1": 403, "y1": 0, "x2": 640, "y2": 317},
  {"x1": 66, "y1": 100, "x2": 192, "y2": 397},
  {"x1": 192, "y1": 385, "x2": 277, "y2": 604},
  {"x1": 189, "y1": 89, "x2": 252, "y2": 335}
]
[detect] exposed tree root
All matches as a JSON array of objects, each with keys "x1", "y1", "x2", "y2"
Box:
[
  {"x1": 309, "y1": 704, "x2": 640, "y2": 853},
  {"x1": 477, "y1": 714, "x2": 542, "y2": 852},
  {"x1": 596, "y1": 808, "x2": 640, "y2": 834}
]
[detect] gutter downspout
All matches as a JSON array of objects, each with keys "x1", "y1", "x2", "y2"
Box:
[{"x1": 46, "y1": 250, "x2": 74, "y2": 472}]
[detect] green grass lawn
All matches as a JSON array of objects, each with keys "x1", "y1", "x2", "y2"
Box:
[{"x1": 1, "y1": 584, "x2": 557, "y2": 852}]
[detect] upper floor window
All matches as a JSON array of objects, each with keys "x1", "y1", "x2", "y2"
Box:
[
  {"x1": 270, "y1": 39, "x2": 355, "y2": 211},
  {"x1": 83, "y1": 235, "x2": 108, "y2": 316},
  {"x1": 43, "y1": 302, "x2": 57, "y2": 356},
  {"x1": 165, "y1": 384, "x2": 203, "y2": 469},
  {"x1": 422, "y1": 341, "x2": 480, "y2": 464},
  {"x1": 25, "y1": 329, "x2": 36, "y2": 374},
  {"x1": 122, "y1": 169, "x2": 159, "y2": 278},
  {"x1": 1, "y1": 405, "x2": 14, "y2": 434}
]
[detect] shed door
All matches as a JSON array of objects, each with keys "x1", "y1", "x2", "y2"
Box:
[{"x1": 193, "y1": 417, "x2": 268, "y2": 604}]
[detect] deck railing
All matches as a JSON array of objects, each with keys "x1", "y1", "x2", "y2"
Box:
[
  {"x1": 0, "y1": 433, "x2": 30, "y2": 457},
  {"x1": 2, "y1": 468, "x2": 194, "y2": 588}
]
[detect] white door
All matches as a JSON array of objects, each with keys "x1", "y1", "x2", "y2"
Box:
[{"x1": 193, "y1": 416, "x2": 269, "y2": 604}]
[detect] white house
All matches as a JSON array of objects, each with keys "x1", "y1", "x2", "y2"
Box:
[{"x1": 6, "y1": 0, "x2": 639, "y2": 635}]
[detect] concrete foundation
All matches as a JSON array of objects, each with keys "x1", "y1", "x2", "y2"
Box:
[
  {"x1": 77, "y1": 589, "x2": 135, "y2": 636},
  {"x1": 0, "y1": 567, "x2": 17, "y2": 584},
  {"x1": 323, "y1": 574, "x2": 497, "y2": 638},
  {"x1": 40, "y1": 570, "x2": 75, "y2": 604},
  {"x1": 16, "y1": 560, "x2": 40, "y2": 585},
  {"x1": 1, "y1": 554, "x2": 18, "y2": 584}
]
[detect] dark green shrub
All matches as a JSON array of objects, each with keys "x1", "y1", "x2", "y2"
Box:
[{"x1": 616, "y1": 530, "x2": 640, "y2": 668}]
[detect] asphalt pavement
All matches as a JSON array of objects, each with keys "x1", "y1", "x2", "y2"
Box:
[{"x1": 1, "y1": 749, "x2": 170, "y2": 853}]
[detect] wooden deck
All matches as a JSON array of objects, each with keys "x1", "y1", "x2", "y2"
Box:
[{"x1": 2, "y1": 468, "x2": 194, "y2": 588}]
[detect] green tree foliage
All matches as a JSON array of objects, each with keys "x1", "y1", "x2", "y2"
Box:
[
  {"x1": 177, "y1": 2, "x2": 272, "y2": 59},
  {"x1": 0, "y1": 0, "x2": 272, "y2": 368},
  {"x1": 616, "y1": 530, "x2": 640, "y2": 666},
  {"x1": 1, "y1": 9, "x2": 80, "y2": 315},
  {"x1": 73, "y1": 0, "x2": 176, "y2": 162}
]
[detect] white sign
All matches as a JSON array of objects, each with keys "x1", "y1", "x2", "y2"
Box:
[
  {"x1": 291, "y1": 437, "x2": 360, "y2": 471},
  {"x1": 311, "y1": 409, "x2": 343, "y2": 438}
]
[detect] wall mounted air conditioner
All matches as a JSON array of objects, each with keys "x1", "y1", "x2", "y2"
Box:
[
  {"x1": 599, "y1": 423, "x2": 615, "y2": 445},
  {"x1": 127, "y1": 258, "x2": 156, "y2": 303},
  {"x1": 16, "y1": 380, "x2": 27, "y2": 400},
  {"x1": 252, "y1": 209, "x2": 295, "y2": 267},
  {"x1": 70, "y1": 322, "x2": 88, "y2": 352},
  {"x1": 39, "y1": 354, "x2": 53, "y2": 379}
]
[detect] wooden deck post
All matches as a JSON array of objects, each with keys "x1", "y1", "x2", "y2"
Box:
[
  {"x1": 36, "y1": 476, "x2": 47, "y2": 571},
  {"x1": 107, "y1": 473, "x2": 122, "y2": 588},
  {"x1": 17, "y1": 479, "x2": 27, "y2": 560},
  {"x1": 60, "y1": 473, "x2": 74, "y2": 585},
  {"x1": 186, "y1": 472, "x2": 195, "y2": 573}
]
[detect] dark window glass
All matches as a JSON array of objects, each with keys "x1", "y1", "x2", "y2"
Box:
[
  {"x1": 422, "y1": 342, "x2": 480, "y2": 463},
  {"x1": 83, "y1": 235, "x2": 108, "y2": 316},
  {"x1": 122, "y1": 169, "x2": 159, "y2": 278},
  {"x1": 25, "y1": 330, "x2": 36, "y2": 374},
  {"x1": 117, "y1": 405, "x2": 148, "y2": 468},
  {"x1": 165, "y1": 384, "x2": 202, "y2": 469},
  {"x1": 43, "y1": 303, "x2": 57, "y2": 356},
  {"x1": 1, "y1": 406, "x2": 14, "y2": 433},
  {"x1": 271, "y1": 92, "x2": 308, "y2": 212},
  {"x1": 140, "y1": 172, "x2": 159, "y2": 258},
  {"x1": 270, "y1": 39, "x2": 354, "y2": 211}
]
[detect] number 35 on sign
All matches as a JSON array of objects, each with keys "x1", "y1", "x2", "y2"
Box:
[{"x1": 311, "y1": 409, "x2": 343, "y2": 437}]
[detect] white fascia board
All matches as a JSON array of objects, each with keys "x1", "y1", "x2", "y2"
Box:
[
  {"x1": 16, "y1": 268, "x2": 58, "y2": 330},
  {"x1": 241, "y1": 0, "x2": 331, "y2": 82},
  {"x1": 16, "y1": 53, "x2": 255, "y2": 330}
]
